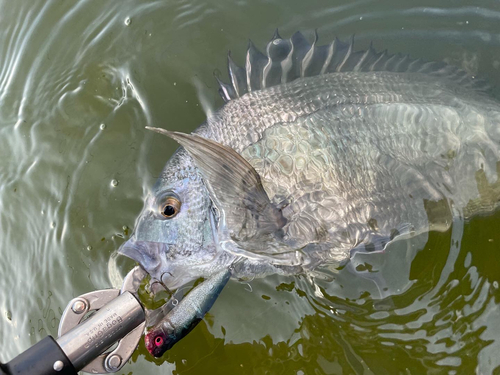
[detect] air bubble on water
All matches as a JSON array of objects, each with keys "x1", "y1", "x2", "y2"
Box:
[
  {"x1": 87, "y1": 246, "x2": 92, "y2": 251},
  {"x1": 122, "y1": 226, "x2": 127, "y2": 230},
  {"x1": 359, "y1": 16, "x2": 363, "y2": 20},
  {"x1": 493, "y1": 281, "x2": 499, "y2": 289},
  {"x1": 173, "y1": 82, "x2": 177, "y2": 86},
  {"x1": 125, "y1": 17, "x2": 131, "y2": 26},
  {"x1": 100, "y1": 123, "x2": 106, "y2": 130},
  {"x1": 50, "y1": 222, "x2": 56, "y2": 228},
  {"x1": 111, "y1": 179, "x2": 119, "y2": 187},
  {"x1": 172, "y1": 299, "x2": 179, "y2": 306}
]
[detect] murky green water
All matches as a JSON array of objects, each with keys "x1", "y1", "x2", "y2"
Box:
[{"x1": 1, "y1": 0, "x2": 500, "y2": 374}]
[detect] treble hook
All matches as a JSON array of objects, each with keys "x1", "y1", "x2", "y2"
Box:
[{"x1": 149, "y1": 271, "x2": 174, "y2": 294}]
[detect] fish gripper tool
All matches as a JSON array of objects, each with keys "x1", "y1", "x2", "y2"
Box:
[{"x1": 55, "y1": 266, "x2": 148, "y2": 374}]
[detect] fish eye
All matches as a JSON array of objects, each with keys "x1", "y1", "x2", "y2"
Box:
[
  {"x1": 160, "y1": 196, "x2": 181, "y2": 218},
  {"x1": 155, "y1": 336, "x2": 164, "y2": 347}
]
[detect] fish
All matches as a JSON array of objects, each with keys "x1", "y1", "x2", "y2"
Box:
[
  {"x1": 144, "y1": 268, "x2": 231, "y2": 357},
  {"x1": 119, "y1": 30, "x2": 500, "y2": 290}
]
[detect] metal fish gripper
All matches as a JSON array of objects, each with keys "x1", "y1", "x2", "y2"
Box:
[{"x1": 56, "y1": 266, "x2": 148, "y2": 374}]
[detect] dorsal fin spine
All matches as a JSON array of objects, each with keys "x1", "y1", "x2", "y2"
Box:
[
  {"x1": 395, "y1": 54, "x2": 410, "y2": 72},
  {"x1": 301, "y1": 41, "x2": 315, "y2": 77},
  {"x1": 216, "y1": 31, "x2": 490, "y2": 101},
  {"x1": 369, "y1": 50, "x2": 387, "y2": 71},
  {"x1": 353, "y1": 48, "x2": 370, "y2": 72},
  {"x1": 272, "y1": 28, "x2": 281, "y2": 40},
  {"x1": 245, "y1": 40, "x2": 254, "y2": 92},
  {"x1": 336, "y1": 36, "x2": 355, "y2": 72},
  {"x1": 215, "y1": 75, "x2": 234, "y2": 102},
  {"x1": 320, "y1": 40, "x2": 337, "y2": 75},
  {"x1": 281, "y1": 41, "x2": 294, "y2": 82},
  {"x1": 228, "y1": 51, "x2": 246, "y2": 98},
  {"x1": 262, "y1": 59, "x2": 271, "y2": 89},
  {"x1": 301, "y1": 31, "x2": 319, "y2": 77},
  {"x1": 262, "y1": 38, "x2": 274, "y2": 89}
]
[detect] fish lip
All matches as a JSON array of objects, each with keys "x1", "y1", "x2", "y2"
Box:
[
  {"x1": 118, "y1": 238, "x2": 205, "y2": 290},
  {"x1": 118, "y1": 237, "x2": 164, "y2": 275}
]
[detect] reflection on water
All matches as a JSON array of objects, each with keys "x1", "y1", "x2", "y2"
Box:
[{"x1": 0, "y1": 0, "x2": 499, "y2": 373}]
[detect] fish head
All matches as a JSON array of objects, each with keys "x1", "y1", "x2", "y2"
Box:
[{"x1": 119, "y1": 150, "x2": 223, "y2": 289}]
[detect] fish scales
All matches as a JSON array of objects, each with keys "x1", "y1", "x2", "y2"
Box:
[
  {"x1": 203, "y1": 71, "x2": 493, "y2": 150},
  {"x1": 119, "y1": 33, "x2": 500, "y2": 289},
  {"x1": 201, "y1": 73, "x2": 500, "y2": 259}
]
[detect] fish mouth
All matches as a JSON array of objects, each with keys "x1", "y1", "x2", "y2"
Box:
[
  {"x1": 118, "y1": 237, "x2": 164, "y2": 276},
  {"x1": 118, "y1": 237, "x2": 208, "y2": 290}
]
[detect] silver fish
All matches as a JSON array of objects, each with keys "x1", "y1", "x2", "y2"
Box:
[
  {"x1": 119, "y1": 31, "x2": 500, "y2": 290},
  {"x1": 144, "y1": 268, "x2": 231, "y2": 357}
]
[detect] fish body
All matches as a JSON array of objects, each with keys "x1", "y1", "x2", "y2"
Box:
[
  {"x1": 144, "y1": 268, "x2": 231, "y2": 357},
  {"x1": 119, "y1": 32, "x2": 500, "y2": 289}
]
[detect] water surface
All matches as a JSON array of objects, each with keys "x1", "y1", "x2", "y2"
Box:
[{"x1": 0, "y1": 0, "x2": 499, "y2": 373}]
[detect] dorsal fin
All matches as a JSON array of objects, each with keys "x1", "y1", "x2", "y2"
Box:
[{"x1": 217, "y1": 31, "x2": 489, "y2": 102}]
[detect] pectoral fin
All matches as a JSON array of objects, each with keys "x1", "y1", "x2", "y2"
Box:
[{"x1": 146, "y1": 127, "x2": 286, "y2": 243}]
